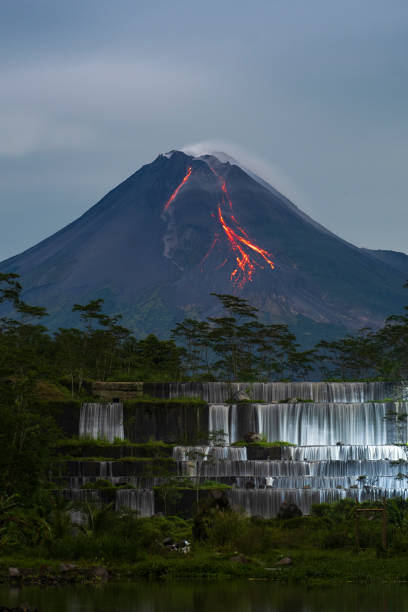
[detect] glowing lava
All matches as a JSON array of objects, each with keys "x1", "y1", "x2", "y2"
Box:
[
  {"x1": 163, "y1": 166, "x2": 192, "y2": 212},
  {"x1": 161, "y1": 160, "x2": 275, "y2": 289},
  {"x1": 205, "y1": 167, "x2": 275, "y2": 288}
]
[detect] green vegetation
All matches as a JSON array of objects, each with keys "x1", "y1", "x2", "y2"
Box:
[
  {"x1": 3, "y1": 273, "x2": 408, "y2": 585},
  {"x1": 232, "y1": 439, "x2": 296, "y2": 447},
  {"x1": 1, "y1": 497, "x2": 408, "y2": 583}
]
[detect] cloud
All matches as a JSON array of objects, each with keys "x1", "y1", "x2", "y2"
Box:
[
  {"x1": 182, "y1": 139, "x2": 304, "y2": 205},
  {"x1": 0, "y1": 57, "x2": 208, "y2": 158}
]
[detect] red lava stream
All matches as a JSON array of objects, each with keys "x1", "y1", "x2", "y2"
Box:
[{"x1": 163, "y1": 164, "x2": 275, "y2": 288}]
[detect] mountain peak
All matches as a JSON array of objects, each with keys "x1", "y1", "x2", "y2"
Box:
[{"x1": 1, "y1": 149, "x2": 407, "y2": 339}]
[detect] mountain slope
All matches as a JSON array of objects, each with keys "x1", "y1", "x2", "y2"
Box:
[{"x1": 1, "y1": 150, "x2": 406, "y2": 338}]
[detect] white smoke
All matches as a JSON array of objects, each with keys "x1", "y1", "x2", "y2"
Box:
[{"x1": 181, "y1": 139, "x2": 304, "y2": 205}]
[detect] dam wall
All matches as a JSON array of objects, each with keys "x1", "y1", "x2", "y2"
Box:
[{"x1": 54, "y1": 381, "x2": 408, "y2": 518}]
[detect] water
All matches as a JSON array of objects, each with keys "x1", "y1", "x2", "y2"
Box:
[
  {"x1": 1, "y1": 581, "x2": 407, "y2": 612},
  {"x1": 173, "y1": 446, "x2": 247, "y2": 461},
  {"x1": 145, "y1": 381, "x2": 402, "y2": 402},
  {"x1": 283, "y1": 445, "x2": 407, "y2": 461},
  {"x1": 207, "y1": 401, "x2": 408, "y2": 445},
  {"x1": 115, "y1": 489, "x2": 155, "y2": 516},
  {"x1": 71, "y1": 387, "x2": 408, "y2": 519},
  {"x1": 209, "y1": 404, "x2": 230, "y2": 444},
  {"x1": 79, "y1": 402, "x2": 124, "y2": 442}
]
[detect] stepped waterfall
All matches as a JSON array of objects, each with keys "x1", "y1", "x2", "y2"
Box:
[
  {"x1": 145, "y1": 381, "x2": 401, "y2": 403},
  {"x1": 79, "y1": 403, "x2": 124, "y2": 442},
  {"x1": 65, "y1": 383, "x2": 408, "y2": 518}
]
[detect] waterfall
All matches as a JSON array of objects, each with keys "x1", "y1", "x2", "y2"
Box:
[
  {"x1": 228, "y1": 488, "x2": 347, "y2": 517},
  {"x1": 254, "y1": 402, "x2": 408, "y2": 445},
  {"x1": 283, "y1": 445, "x2": 408, "y2": 461},
  {"x1": 209, "y1": 404, "x2": 230, "y2": 444},
  {"x1": 79, "y1": 403, "x2": 124, "y2": 442},
  {"x1": 115, "y1": 490, "x2": 155, "y2": 516},
  {"x1": 173, "y1": 446, "x2": 247, "y2": 461},
  {"x1": 311, "y1": 460, "x2": 408, "y2": 477},
  {"x1": 63, "y1": 383, "x2": 408, "y2": 520},
  {"x1": 145, "y1": 382, "x2": 400, "y2": 403},
  {"x1": 207, "y1": 402, "x2": 408, "y2": 446}
]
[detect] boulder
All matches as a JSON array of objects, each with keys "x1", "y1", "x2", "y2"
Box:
[
  {"x1": 230, "y1": 554, "x2": 247, "y2": 563},
  {"x1": 236, "y1": 390, "x2": 251, "y2": 401},
  {"x1": 59, "y1": 563, "x2": 77, "y2": 572},
  {"x1": 93, "y1": 566, "x2": 109, "y2": 581},
  {"x1": 8, "y1": 567, "x2": 20, "y2": 578},
  {"x1": 243, "y1": 432, "x2": 262, "y2": 443},
  {"x1": 275, "y1": 556, "x2": 293, "y2": 566}
]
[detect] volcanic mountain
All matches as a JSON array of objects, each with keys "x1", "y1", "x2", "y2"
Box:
[{"x1": 1, "y1": 150, "x2": 407, "y2": 342}]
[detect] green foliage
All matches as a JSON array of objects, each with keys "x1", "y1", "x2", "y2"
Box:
[
  {"x1": 316, "y1": 281, "x2": 408, "y2": 380},
  {"x1": 232, "y1": 439, "x2": 296, "y2": 447},
  {"x1": 172, "y1": 293, "x2": 315, "y2": 381}
]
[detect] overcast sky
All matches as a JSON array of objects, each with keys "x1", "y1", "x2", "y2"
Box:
[{"x1": 1, "y1": 0, "x2": 407, "y2": 261}]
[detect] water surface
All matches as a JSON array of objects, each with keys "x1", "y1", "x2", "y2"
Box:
[{"x1": 0, "y1": 581, "x2": 407, "y2": 612}]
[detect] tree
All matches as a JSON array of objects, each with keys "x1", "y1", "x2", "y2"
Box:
[{"x1": 0, "y1": 274, "x2": 59, "y2": 497}]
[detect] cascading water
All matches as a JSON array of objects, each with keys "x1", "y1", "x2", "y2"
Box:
[
  {"x1": 79, "y1": 403, "x2": 124, "y2": 442},
  {"x1": 146, "y1": 382, "x2": 401, "y2": 403},
  {"x1": 209, "y1": 404, "x2": 231, "y2": 444},
  {"x1": 68, "y1": 383, "x2": 408, "y2": 518},
  {"x1": 172, "y1": 446, "x2": 247, "y2": 461},
  {"x1": 115, "y1": 490, "x2": 155, "y2": 517},
  {"x1": 254, "y1": 402, "x2": 408, "y2": 445},
  {"x1": 227, "y1": 488, "x2": 347, "y2": 517},
  {"x1": 283, "y1": 445, "x2": 408, "y2": 461}
]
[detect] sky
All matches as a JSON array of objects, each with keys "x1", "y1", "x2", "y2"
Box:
[{"x1": 1, "y1": 0, "x2": 407, "y2": 261}]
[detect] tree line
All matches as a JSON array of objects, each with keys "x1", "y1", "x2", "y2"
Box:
[{"x1": 1, "y1": 273, "x2": 408, "y2": 391}]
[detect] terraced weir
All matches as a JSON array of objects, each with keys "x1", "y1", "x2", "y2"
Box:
[{"x1": 56, "y1": 382, "x2": 408, "y2": 518}]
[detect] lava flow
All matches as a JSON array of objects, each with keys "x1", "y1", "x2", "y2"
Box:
[
  {"x1": 204, "y1": 167, "x2": 275, "y2": 289},
  {"x1": 161, "y1": 161, "x2": 275, "y2": 288},
  {"x1": 163, "y1": 166, "x2": 192, "y2": 212}
]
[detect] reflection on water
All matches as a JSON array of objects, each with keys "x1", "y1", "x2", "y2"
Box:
[{"x1": 0, "y1": 581, "x2": 406, "y2": 612}]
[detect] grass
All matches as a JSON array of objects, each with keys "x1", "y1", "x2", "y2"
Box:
[
  {"x1": 124, "y1": 396, "x2": 207, "y2": 406},
  {"x1": 4, "y1": 548, "x2": 408, "y2": 584},
  {"x1": 5, "y1": 498, "x2": 408, "y2": 584},
  {"x1": 232, "y1": 440, "x2": 296, "y2": 448},
  {"x1": 56, "y1": 438, "x2": 174, "y2": 449}
]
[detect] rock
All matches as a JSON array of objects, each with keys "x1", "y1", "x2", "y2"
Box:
[
  {"x1": 245, "y1": 480, "x2": 255, "y2": 489},
  {"x1": 287, "y1": 398, "x2": 298, "y2": 404},
  {"x1": 8, "y1": 567, "x2": 20, "y2": 578},
  {"x1": 93, "y1": 566, "x2": 109, "y2": 581},
  {"x1": 59, "y1": 563, "x2": 77, "y2": 572},
  {"x1": 230, "y1": 554, "x2": 247, "y2": 563},
  {"x1": 162, "y1": 537, "x2": 174, "y2": 547},
  {"x1": 175, "y1": 540, "x2": 191, "y2": 554},
  {"x1": 275, "y1": 556, "x2": 293, "y2": 566},
  {"x1": 243, "y1": 432, "x2": 262, "y2": 443},
  {"x1": 236, "y1": 390, "x2": 251, "y2": 401},
  {"x1": 277, "y1": 502, "x2": 302, "y2": 519}
]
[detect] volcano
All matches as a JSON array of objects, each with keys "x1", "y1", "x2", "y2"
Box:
[{"x1": 1, "y1": 150, "x2": 407, "y2": 342}]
